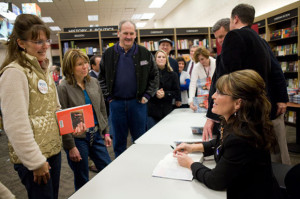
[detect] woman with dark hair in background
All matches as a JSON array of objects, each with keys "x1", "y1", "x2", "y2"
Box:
[
  {"x1": 0, "y1": 14, "x2": 62, "y2": 199},
  {"x1": 174, "y1": 69, "x2": 282, "y2": 199},
  {"x1": 176, "y1": 56, "x2": 190, "y2": 108}
]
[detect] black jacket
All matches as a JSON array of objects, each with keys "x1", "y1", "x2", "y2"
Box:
[
  {"x1": 191, "y1": 129, "x2": 282, "y2": 199},
  {"x1": 207, "y1": 26, "x2": 287, "y2": 121},
  {"x1": 99, "y1": 42, "x2": 159, "y2": 101},
  {"x1": 147, "y1": 67, "x2": 180, "y2": 121}
]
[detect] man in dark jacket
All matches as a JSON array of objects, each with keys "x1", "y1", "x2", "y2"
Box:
[
  {"x1": 99, "y1": 20, "x2": 159, "y2": 157},
  {"x1": 89, "y1": 55, "x2": 101, "y2": 79},
  {"x1": 203, "y1": 4, "x2": 290, "y2": 164}
]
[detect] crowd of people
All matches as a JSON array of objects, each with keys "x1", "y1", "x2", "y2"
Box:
[{"x1": 0, "y1": 3, "x2": 297, "y2": 199}]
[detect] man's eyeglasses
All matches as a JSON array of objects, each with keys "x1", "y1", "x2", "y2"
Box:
[
  {"x1": 216, "y1": 89, "x2": 232, "y2": 97},
  {"x1": 25, "y1": 39, "x2": 52, "y2": 46}
]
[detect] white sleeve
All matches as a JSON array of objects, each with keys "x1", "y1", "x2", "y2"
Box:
[
  {"x1": 188, "y1": 65, "x2": 199, "y2": 103},
  {"x1": 0, "y1": 68, "x2": 46, "y2": 170}
]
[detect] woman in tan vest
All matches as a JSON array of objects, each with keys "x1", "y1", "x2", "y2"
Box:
[{"x1": 0, "y1": 14, "x2": 65, "y2": 199}]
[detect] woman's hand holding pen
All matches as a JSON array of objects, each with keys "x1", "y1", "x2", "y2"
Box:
[
  {"x1": 173, "y1": 143, "x2": 198, "y2": 169},
  {"x1": 176, "y1": 152, "x2": 194, "y2": 169},
  {"x1": 173, "y1": 143, "x2": 193, "y2": 155}
]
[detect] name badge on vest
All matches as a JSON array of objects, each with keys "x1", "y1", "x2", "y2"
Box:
[{"x1": 38, "y1": 79, "x2": 48, "y2": 94}]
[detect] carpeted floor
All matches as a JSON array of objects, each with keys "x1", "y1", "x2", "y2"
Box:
[{"x1": 0, "y1": 126, "x2": 299, "y2": 199}]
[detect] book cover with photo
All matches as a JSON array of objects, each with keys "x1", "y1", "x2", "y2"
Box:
[
  {"x1": 193, "y1": 96, "x2": 207, "y2": 113},
  {"x1": 191, "y1": 127, "x2": 203, "y2": 135},
  {"x1": 56, "y1": 104, "x2": 94, "y2": 135},
  {"x1": 70, "y1": 110, "x2": 84, "y2": 130}
]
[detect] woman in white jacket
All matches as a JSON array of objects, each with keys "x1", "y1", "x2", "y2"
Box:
[{"x1": 189, "y1": 47, "x2": 216, "y2": 111}]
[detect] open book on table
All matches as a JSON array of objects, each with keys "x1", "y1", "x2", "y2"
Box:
[{"x1": 152, "y1": 152, "x2": 203, "y2": 181}]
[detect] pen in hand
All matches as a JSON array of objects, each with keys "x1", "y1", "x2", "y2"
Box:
[{"x1": 170, "y1": 145, "x2": 174, "y2": 150}]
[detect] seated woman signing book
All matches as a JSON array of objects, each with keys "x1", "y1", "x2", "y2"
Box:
[
  {"x1": 57, "y1": 49, "x2": 112, "y2": 191},
  {"x1": 174, "y1": 70, "x2": 282, "y2": 199}
]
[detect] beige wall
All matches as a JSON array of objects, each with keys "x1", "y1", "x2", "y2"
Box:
[{"x1": 153, "y1": 0, "x2": 299, "y2": 28}]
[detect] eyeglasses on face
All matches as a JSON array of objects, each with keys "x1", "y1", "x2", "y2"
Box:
[{"x1": 25, "y1": 39, "x2": 52, "y2": 46}]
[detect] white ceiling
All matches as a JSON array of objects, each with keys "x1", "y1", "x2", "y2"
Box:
[{"x1": 8, "y1": 0, "x2": 184, "y2": 43}]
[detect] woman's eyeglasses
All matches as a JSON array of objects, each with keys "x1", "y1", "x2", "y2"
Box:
[{"x1": 25, "y1": 39, "x2": 52, "y2": 46}]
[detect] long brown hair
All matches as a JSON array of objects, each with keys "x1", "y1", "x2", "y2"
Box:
[
  {"x1": 0, "y1": 14, "x2": 50, "y2": 70},
  {"x1": 216, "y1": 69, "x2": 277, "y2": 151},
  {"x1": 62, "y1": 49, "x2": 91, "y2": 85}
]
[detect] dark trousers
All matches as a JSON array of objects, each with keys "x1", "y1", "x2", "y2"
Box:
[
  {"x1": 14, "y1": 152, "x2": 61, "y2": 199},
  {"x1": 110, "y1": 99, "x2": 147, "y2": 157},
  {"x1": 66, "y1": 130, "x2": 111, "y2": 191}
]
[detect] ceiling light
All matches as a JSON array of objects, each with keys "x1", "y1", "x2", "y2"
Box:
[
  {"x1": 42, "y1": 17, "x2": 54, "y2": 23},
  {"x1": 88, "y1": 15, "x2": 98, "y2": 21},
  {"x1": 37, "y1": 0, "x2": 53, "y2": 2},
  {"x1": 84, "y1": 0, "x2": 98, "y2": 1},
  {"x1": 49, "y1": 26, "x2": 61, "y2": 31},
  {"x1": 141, "y1": 13, "x2": 155, "y2": 20},
  {"x1": 149, "y1": 0, "x2": 167, "y2": 8},
  {"x1": 136, "y1": 22, "x2": 146, "y2": 28},
  {"x1": 131, "y1": 14, "x2": 142, "y2": 20}
]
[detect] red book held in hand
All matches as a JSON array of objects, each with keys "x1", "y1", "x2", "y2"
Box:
[{"x1": 56, "y1": 104, "x2": 95, "y2": 135}]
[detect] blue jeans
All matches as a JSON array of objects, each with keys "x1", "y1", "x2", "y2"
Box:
[
  {"x1": 110, "y1": 99, "x2": 147, "y2": 157},
  {"x1": 146, "y1": 116, "x2": 158, "y2": 131},
  {"x1": 65, "y1": 129, "x2": 111, "y2": 191},
  {"x1": 14, "y1": 152, "x2": 61, "y2": 199}
]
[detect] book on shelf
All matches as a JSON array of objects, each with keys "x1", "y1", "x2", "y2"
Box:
[
  {"x1": 280, "y1": 61, "x2": 298, "y2": 72},
  {"x1": 270, "y1": 26, "x2": 299, "y2": 40},
  {"x1": 211, "y1": 39, "x2": 216, "y2": 48},
  {"x1": 70, "y1": 41, "x2": 75, "y2": 48},
  {"x1": 285, "y1": 111, "x2": 296, "y2": 123},
  {"x1": 56, "y1": 104, "x2": 95, "y2": 135},
  {"x1": 63, "y1": 42, "x2": 69, "y2": 55},
  {"x1": 180, "y1": 54, "x2": 190, "y2": 62},
  {"x1": 273, "y1": 43, "x2": 298, "y2": 56}
]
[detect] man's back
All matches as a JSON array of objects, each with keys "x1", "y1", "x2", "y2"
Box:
[{"x1": 218, "y1": 26, "x2": 270, "y2": 82}]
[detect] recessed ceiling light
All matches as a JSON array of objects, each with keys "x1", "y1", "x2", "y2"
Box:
[
  {"x1": 49, "y1": 26, "x2": 61, "y2": 31},
  {"x1": 132, "y1": 13, "x2": 155, "y2": 20},
  {"x1": 131, "y1": 14, "x2": 142, "y2": 20},
  {"x1": 88, "y1": 15, "x2": 98, "y2": 21},
  {"x1": 84, "y1": 0, "x2": 98, "y2": 1},
  {"x1": 37, "y1": 0, "x2": 53, "y2": 2},
  {"x1": 149, "y1": 0, "x2": 167, "y2": 8},
  {"x1": 41, "y1": 17, "x2": 54, "y2": 23},
  {"x1": 136, "y1": 22, "x2": 146, "y2": 28},
  {"x1": 141, "y1": 13, "x2": 155, "y2": 20}
]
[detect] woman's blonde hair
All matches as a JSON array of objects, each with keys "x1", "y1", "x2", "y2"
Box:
[
  {"x1": 62, "y1": 49, "x2": 91, "y2": 85},
  {"x1": 155, "y1": 50, "x2": 173, "y2": 72}
]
